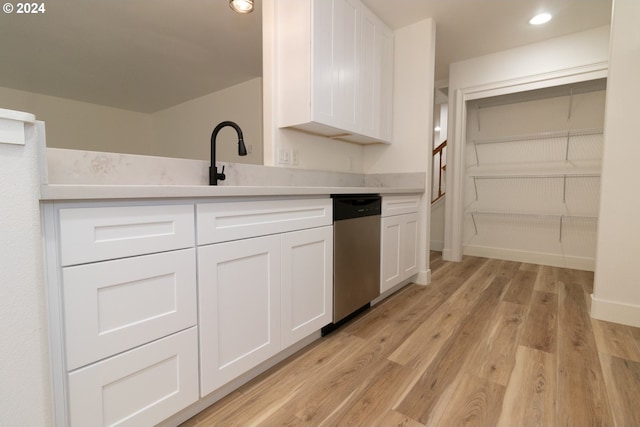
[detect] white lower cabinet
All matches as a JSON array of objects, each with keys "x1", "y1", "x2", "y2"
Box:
[
  {"x1": 67, "y1": 327, "x2": 199, "y2": 427},
  {"x1": 45, "y1": 199, "x2": 333, "y2": 426},
  {"x1": 198, "y1": 235, "x2": 282, "y2": 397},
  {"x1": 381, "y1": 212, "x2": 419, "y2": 293},
  {"x1": 198, "y1": 226, "x2": 333, "y2": 396}
]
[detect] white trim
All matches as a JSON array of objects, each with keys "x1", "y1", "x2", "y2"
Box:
[
  {"x1": 591, "y1": 296, "x2": 640, "y2": 328},
  {"x1": 0, "y1": 108, "x2": 36, "y2": 123},
  {"x1": 444, "y1": 62, "x2": 609, "y2": 263},
  {"x1": 463, "y1": 245, "x2": 595, "y2": 271}
]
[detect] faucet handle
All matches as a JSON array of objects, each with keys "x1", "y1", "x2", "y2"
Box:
[{"x1": 217, "y1": 165, "x2": 226, "y2": 181}]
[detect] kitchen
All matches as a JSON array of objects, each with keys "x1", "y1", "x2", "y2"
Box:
[{"x1": 2, "y1": 0, "x2": 639, "y2": 426}]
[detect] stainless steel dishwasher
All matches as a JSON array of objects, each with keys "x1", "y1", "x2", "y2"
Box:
[{"x1": 323, "y1": 194, "x2": 381, "y2": 334}]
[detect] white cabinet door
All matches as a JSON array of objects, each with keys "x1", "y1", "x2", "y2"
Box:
[
  {"x1": 378, "y1": 21, "x2": 394, "y2": 142},
  {"x1": 381, "y1": 213, "x2": 419, "y2": 293},
  {"x1": 401, "y1": 213, "x2": 419, "y2": 279},
  {"x1": 67, "y1": 327, "x2": 198, "y2": 427},
  {"x1": 312, "y1": 0, "x2": 360, "y2": 131},
  {"x1": 381, "y1": 215, "x2": 402, "y2": 293},
  {"x1": 198, "y1": 235, "x2": 281, "y2": 397},
  {"x1": 359, "y1": 6, "x2": 394, "y2": 141},
  {"x1": 281, "y1": 226, "x2": 333, "y2": 347},
  {"x1": 63, "y1": 249, "x2": 197, "y2": 371}
]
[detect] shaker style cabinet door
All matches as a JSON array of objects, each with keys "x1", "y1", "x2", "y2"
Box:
[
  {"x1": 400, "y1": 213, "x2": 419, "y2": 279},
  {"x1": 381, "y1": 215, "x2": 403, "y2": 293},
  {"x1": 198, "y1": 235, "x2": 282, "y2": 397},
  {"x1": 281, "y1": 226, "x2": 333, "y2": 347}
]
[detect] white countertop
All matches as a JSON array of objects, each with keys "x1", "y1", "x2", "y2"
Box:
[{"x1": 40, "y1": 184, "x2": 425, "y2": 201}]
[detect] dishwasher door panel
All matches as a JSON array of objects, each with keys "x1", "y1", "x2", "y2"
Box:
[{"x1": 333, "y1": 215, "x2": 381, "y2": 322}]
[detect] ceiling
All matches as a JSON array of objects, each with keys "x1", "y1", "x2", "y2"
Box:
[{"x1": 0, "y1": 0, "x2": 612, "y2": 114}]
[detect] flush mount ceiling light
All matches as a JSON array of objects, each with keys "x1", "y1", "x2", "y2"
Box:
[
  {"x1": 229, "y1": 0, "x2": 254, "y2": 14},
  {"x1": 529, "y1": 12, "x2": 552, "y2": 25}
]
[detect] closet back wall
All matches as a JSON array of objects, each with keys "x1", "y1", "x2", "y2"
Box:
[{"x1": 462, "y1": 87, "x2": 606, "y2": 270}]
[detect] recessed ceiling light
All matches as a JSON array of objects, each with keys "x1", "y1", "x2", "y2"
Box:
[
  {"x1": 529, "y1": 13, "x2": 552, "y2": 25},
  {"x1": 229, "y1": 0, "x2": 254, "y2": 14}
]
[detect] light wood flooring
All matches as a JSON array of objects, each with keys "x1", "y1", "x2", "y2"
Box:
[{"x1": 182, "y1": 253, "x2": 640, "y2": 426}]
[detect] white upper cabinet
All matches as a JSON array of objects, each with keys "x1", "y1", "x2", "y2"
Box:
[{"x1": 277, "y1": 0, "x2": 394, "y2": 144}]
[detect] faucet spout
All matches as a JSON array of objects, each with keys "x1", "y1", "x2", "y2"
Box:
[{"x1": 210, "y1": 121, "x2": 248, "y2": 185}]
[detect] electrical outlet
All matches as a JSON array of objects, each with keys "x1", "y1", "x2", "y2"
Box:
[
  {"x1": 246, "y1": 144, "x2": 253, "y2": 154},
  {"x1": 292, "y1": 150, "x2": 300, "y2": 166},
  {"x1": 278, "y1": 148, "x2": 291, "y2": 164}
]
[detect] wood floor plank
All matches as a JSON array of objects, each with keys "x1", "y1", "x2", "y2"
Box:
[
  {"x1": 279, "y1": 329, "x2": 400, "y2": 426},
  {"x1": 394, "y1": 272, "x2": 510, "y2": 425},
  {"x1": 592, "y1": 318, "x2": 640, "y2": 362},
  {"x1": 558, "y1": 268, "x2": 594, "y2": 294},
  {"x1": 502, "y1": 269, "x2": 536, "y2": 306},
  {"x1": 467, "y1": 301, "x2": 526, "y2": 386},
  {"x1": 344, "y1": 283, "x2": 441, "y2": 340},
  {"x1": 599, "y1": 353, "x2": 640, "y2": 426},
  {"x1": 497, "y1": 346, "x2": 556, "y2": 427},
  {"x1": 629, "y1": 325, "x2": 640, "y2": 354},
  {"x1": 520, "y1": 291, "x2": 558, "y2": 353},
  {"x1": 320, "y1": 361, "x2": 415, "y2": 427},
  {"x1": 519, "y1": 262, "x2": 540, "y2": 272},
  {"x1": 388, "y1": 258, "x2": 499, "y2": 368},
  {"x1": 534, "y1": 265, "x2": 560, "y2": 294},
  {"x1": 183, "y1": 331, "x2": 360, "y2": 426},
  {"x1": 434, "y1": 373, "x2": 505, "y2": 427},
  {"x1": 375, "y1": 410, "x2": 425, "y2": 427},
  {"x1": 557, "y1": 282, "x2": 613, "y2": 427}
]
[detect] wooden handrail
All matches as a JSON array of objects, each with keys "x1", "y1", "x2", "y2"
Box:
[{"x1": 432, "y1": 140, "x2": 447, "y2": 203}]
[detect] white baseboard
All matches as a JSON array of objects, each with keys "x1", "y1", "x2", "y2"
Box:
[
  {"x1": 415, "y1": 269, "x2": 431, "y2": 286},
  {"x1": 442, "y1": 248, "x2": 458, "y2": 262},
  {"x1": 463, "y1": 245, "x2": 595, "y2": 271},
  {"x1": 430, "y1": 240, "x2": 444, "y2": 251},
  {"x1": 591, "y1": 295, "x2": 640, "y2": 328}
]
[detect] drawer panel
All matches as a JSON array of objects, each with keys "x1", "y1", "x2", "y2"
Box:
[
  {"x1": 68, "y1": 327, "x2": 199, "y2": 427},
  {"x1": 59, "y1": 204, "x2": 194, "y2": 266},
  {"x1": 197, "y1": 198, "x2": 332, "y2": 245},
  {"x1": 382, "y1": 195, "x2": 421, "y2": 217},
  {"x1": 63, "y1": 249, "x2": 197, "y2": 370}
]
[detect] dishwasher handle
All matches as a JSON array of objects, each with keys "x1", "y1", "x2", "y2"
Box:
[{"x1": 332, "y1": 194, "x2": 381, "y2": 221}]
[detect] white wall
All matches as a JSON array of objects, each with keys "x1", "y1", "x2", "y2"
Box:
[
  {"x1": 444, "y1": 26, "x2": 611, "y2": 262},
  {"x1": 0, "y1": 79, "x2": 263, "y2": 164},
  {"x1": 0, "y1": 119, "x2": 52, "y2": 426},
  {"x1": 591, "y1": 0, "x2": 640, "y2": 327},
  {"x1": 152, "y1": 78, "x2": 263, "y2": 164},
  {"x1": 0, "y1": 85, "x2": 154, "y2": 155}
]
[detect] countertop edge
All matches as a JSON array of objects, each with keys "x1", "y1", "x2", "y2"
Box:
[{"x1": 39, "y1": 184, "x2": 426, "y2": 201}]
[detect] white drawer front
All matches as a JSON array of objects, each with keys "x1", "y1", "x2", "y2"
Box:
[
  {"x1": 63, "y1": 249, "x2": 197, "y2": 370},
  {"x1": 382, "y1": 195, "x2": 421, "y2": 217},
  {"x1": 68, "y1": 327, "x2": 199, "y2": 427},
  {"x1": 59, "y1": 204, "x2": 194, "y2": 266},
  {"x1": 197, "y1": 198, "x2": 332, "y2": 245}
]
